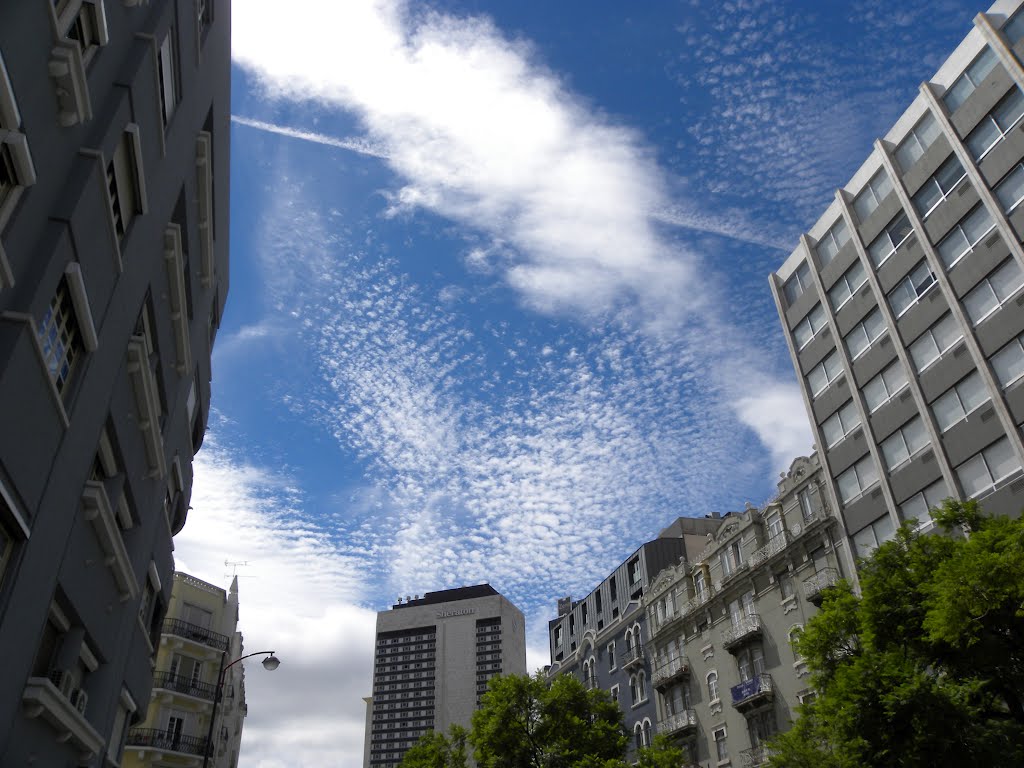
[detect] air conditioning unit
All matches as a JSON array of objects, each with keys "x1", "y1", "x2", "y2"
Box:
[
  {"x1": 69, "y1": 688, "x2": 88, "y2": 715},
  {"x1": 48, "y1": 668, "x2": 75, "y2": 697}
]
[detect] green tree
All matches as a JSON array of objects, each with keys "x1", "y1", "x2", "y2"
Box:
[
  {"x1": 399, "y1": 725, "x2": 468, "y2": 768},
  {"x1": 769, "y1": 500, "x2": 1024, "y2": 768}
]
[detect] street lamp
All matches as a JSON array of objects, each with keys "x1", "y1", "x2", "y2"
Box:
[{"x1": 201, "y1": 650, "x2": 280, "y2": 768}]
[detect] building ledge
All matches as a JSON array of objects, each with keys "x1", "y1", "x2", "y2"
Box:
[
  {"x1": 22, "y1": 677, "x2": 103, "y2": 762},
  {"x1": 126, "y1": 334, "x2": 166, "y2": 478},
  {"x1": 163, "y1": 225, "x2": 192, "y2": 376},
  {"x1": 82, "y1": 480, "x2": 137, "y2": 601},
  {"x1": 196, "y1": 132, "x2": 214, "y2": 286}
]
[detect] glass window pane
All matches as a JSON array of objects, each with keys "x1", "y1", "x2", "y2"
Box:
[
  {"x1": 829, "y1": 281, "x2": 850, "y2": 309},
  {"x1": 911, "y1": 332, "x2": 940, "y2": 372},
  {"x1": 874, "y1": 514, "x2": 896, "y2": 544},
  {"x1": 848, "y1": 260, "x2": 866, "y2": 291},
  {"x1": 901, "y1": 493, "x2": 930, "y2": 526},
  {"x1": 864, "y1": 308, "x2": 885, "y2": 342},
  {"x1": 808, "y1": 365, "x2": 828, "y2": 396},
  {"x1": 958, "y1": 371, "x2": 989, "y2": 413},
  {"x1": 938, "y1": 227, "x2": 970, "y2": 268},
  {"x1": 957, "y1": 454, "x2": 991, "y2": 497},
  {"x1": 992, "y1": 259, "x2": 1024, "y2": 302},
  {"x1": 882, "y1": 361, "x2": 908, "y2": 393},
  {"x1": 837, "y1": 467, "x2": 860, "y2": 502},
  {"x1": 834, "y1": 218, "x2": 850, "y2": 249},
  {"x1": 839, "y1": 401, "x2": 860, "y2": 432},
  {"x1": 854, "y1": 189, "x2": 876, "y2": 222},
  {"x1": 816, "y1": 236, "x2": 838, "y2": 265},
  {"x1": 995, "y1": 165, "x2": 1024, "y2": 212},
  {"x1": 945, "y1": 78, "x2": 974, "y2": 112},
  {"x1": 868, "y1": 234, "x2": 891, "y2": 266},
  {"x1": 853, "y1": 525, "x2": 879, "y2": 557},
  {"x1": 794, "y1": 318, "x2": 813, "y2": 348},
  {"x1": 918, "y1": 112, "x2": 941, "y2": 147},
  {"x1": 858, "y1": 455, "x2": 879, "y2": 489},
  {"x1": 970, "y1": 48, "x2": 999, "y2": 83},
  {"x1": 967, "y1": 117, "x2": 1002, "y2": 160},
  {"x1": 965, "y1": 281, "x2": 999, "y2": 324},
  {"x1": 890, "y1": 277, "x2": 915, "y2": 316},
  {"x1": 914, "y1": 180, "x2": 943, "y2": 217},
  {"x1": 824, "y1": 351, "x2": 842, "y2": 380},
  {"x1": 864, "y1": 375, "x2": 888, "y2": 411},
  {"x1": 808, "y1": 304, "x2": 825, "y2": 333},
  {"x1": 962, "y1": 205, "x2": 994, "y2": 245},
  {"x1": 822, "y1": 413, "x2": 843, "y2": 447},
  {"x1": 882, "y1": 431, "x2": 910, "y2": 469},
  {"x1": 903, "y1": 417, "x2": 929, "y2": 455},
  {"x1": 992, "y1": 338, "x2": 1024, "y2": 387},
  {"x1": 847, "y1": 325, "x2": 869, "y2": 359},
  {"x1": 933, "y1": 314, "x2": 963, "y2": 352},
  {"x1": 1006, "y1": 12, "x2": 1024, "y2": 44},
  {"x1": 933, "y1": 388, "x2": 964, "y2": 431},
  {"x1": 935, "y1": 156, "x2": 965, "y2": 193},
  {"x1": 994, "y1": 87, "x2": 1024, "y2": 130},
  {"x1": 923, "y1": 479, "x2": 948, "y2": 509},
  {"x1": 985, "y1": 438, "x2": 1020, "y2": 484},
  {"x1": 874, "y1": 172, "x2": 893, "y2": 202}
]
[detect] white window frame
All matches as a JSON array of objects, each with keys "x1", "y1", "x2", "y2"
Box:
[
  {"x1": 853, "y1": 514, "x2": 897, "y2": 558},
  {"x1": 912, "y1": 155, "x2": 967, "y2": 220},
  {"x1": 888, "y1": 260, "x2": 937, "y2": 317},
  {"x1": 158, "y1": 29, "x2": 179, "y2": 127},
  {"x1": 822, "y1": 399, "x2": 861, "y2": 448},
  {"x1": 829, "y1": 259, "x2": 868, "y2": 311},
  {"x1": 793, "y1": 303, "x2": 827, "y2": 350},
  {"x1": 784, "y1": 261, "x2": 812, "y2": 305},
  {"x1": 837, "y1": 455, "x2": 880, "y2": 504},
  {"x1": 863, "y1": 360, "x2": 909, "y2": 413},
  {"x1": 899, "y1": 478, "x2": 948, "y2": 531},
  {"x1": 931, "y1": 370, "x2": 990, "y2": 432},
  {"x1": 964, "y1": 258, "x2": 1024, "y2": 327},
  {"x1": 607, "y1": 641, "x2": 616, "y2": 672},
  {"x1": 807, "y1": 350, "x2": 843, "y2": 398},
  {"x1": 0, "y1": 51, "x2": 37, "y2": 248},
  {"x1": 936, "y1": 204, "x2": 996, "y2": 270},
  {"x1": 944, "y1": 48, "x2": 999, "y2": 113},
  {"x1": 706, "y1": 670, "x2": 720, "y2": 704},
  {"x1": 853, "y1": 168, "x2": 893, "y2": 222},
  {"x1": 880, "y1": 416, "x2": 930, "y2": 472},
  {"x1": 713, "y1": 726, "x2": 728, "y2": 761},
  {"x1": 895, "y1": 112, "x2": 941, "y2": 173},
  {"x1": 815, "y1": 218, "x2": 850, "y2": 266},
  {"x1": 956, "y1": 437, "x2": 1023, "y2": 499},
  {"x1": 844, "y1": 307, "x2": 887, "y2": 360},
  {"x1": 991, "y1": 333, "x2": 1024, "y2": 389},
  {"x1": 966, "y1": 86, "x2": 1024, "y2": 162},
  {"x1": 909, "y1": 313, "x2": 964, "y2": 374},
  {"x1": 867, "y1": 211, "x2": 914, "y2": 268},
  {"x1": 52, "y1": 0, "x2": 110, "y2": 65},
  {"x1": 994, "y1": 163, "x2": 1024, "y2": 215}
]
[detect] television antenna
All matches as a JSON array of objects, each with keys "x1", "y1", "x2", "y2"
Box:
[{"x1": 224, "y1": 560, "x2": 253, "y2": 579}]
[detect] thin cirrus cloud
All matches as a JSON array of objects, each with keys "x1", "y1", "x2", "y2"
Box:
[{"x1": 231, "y1": 0, "x2": 811, "y2": 469}]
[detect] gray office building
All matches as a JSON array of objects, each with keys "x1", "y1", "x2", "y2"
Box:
[
  {"x1": 546, "y1": 519, "x2": 721, "y2": 760},
  {"x1": 364, "y1": 585, "x2": 527, "y2": 768},
  {"x1": 771, "y1": 0, "x2": 1024, "y2": 560},
  {"x1": 0, "y1": 0, "x2": 229, "y2": 765}
]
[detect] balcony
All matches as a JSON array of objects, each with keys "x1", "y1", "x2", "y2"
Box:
[
  {"x1": 749, "y1": 531, "x2": 791, "y2": 568},
  {"x1": 152, "y1": 671, "x2": 216, "y2": 702},
  {"x1": 731, "y1": 673, "x2": 773, "y2": 712},
  {"x1": 126, "y1": 728, "x2": 210, "y2": 758},
  {"x1": 126, "y1": 334, "x2": 166, "y2": 478},
  {"x1": 656, "y1": 708, "x2": 697, "y2": 737},
  {"x1": 741, "y1": 745, "x2": 774, "y2": 767},
  {"x1": 81, "y1": 480, "x2": 137, "y2": 602},
  {"x1": 722, "y1": 614, "x2": 762, "y2": 652},
  {"x1": 651, "y1": 607, "x2": 683, "y2": 638},
  {"x1": 651, "y1": 655, "x2": 690, "y2": 690},
  {"x1": 163, "y1": 617, "x2": 229, "y2": 651},
  {"x1": 803, "y1": 568, "x2": 839, "y2": 604},
  {"x1": 679, "y1": 587, "x2": 715, "y2": 619},
  {"x1": 22, "y1": 677, "x2": 103, "y2": 763},
  {"x1": 620, "y1": 644, "x2": 645, "y2": 670}
]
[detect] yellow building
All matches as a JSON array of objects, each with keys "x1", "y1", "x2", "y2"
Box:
[{"x1": 123, "y1": 573, "x2": 246, "y2": 768}]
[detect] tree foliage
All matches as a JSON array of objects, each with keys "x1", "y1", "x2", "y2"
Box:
[
  {"x1": 399, "y1": 672, "x2": 682, "y2": 768},
  {"x1": 768, "y1": 500, "x2": 1024, "y2": 768}
]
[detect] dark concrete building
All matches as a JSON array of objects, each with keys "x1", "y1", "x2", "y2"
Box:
[
  {"x1": 363, "y1": 585, "x2": 527, "y2": 768},
  {"x1": 771, "y1": 0, "x2": 1024, "y2": 561},
  {"x1": 0, "y1": 1, "x2": 229, "y2": 765},
  {"x1": 546, "y1": 519, "x2": 720, "y2": 760}
]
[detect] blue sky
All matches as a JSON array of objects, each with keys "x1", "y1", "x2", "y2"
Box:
[{"x1": 169, "y1": 1, "x2": 983, "y2": 764}]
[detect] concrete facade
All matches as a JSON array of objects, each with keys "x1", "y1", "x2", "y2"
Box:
[
  {"x1": 122, "y1": 572, "x2": 245, "y2": 768},
  {"x1": 0, "y1": 1, "x2": 230, "y2": 765},
  {"x1": 546, "y1": 519, "x2": 722, "y2": 760},
  {"x1": 642, "y1": 455, "x2": 843, "y2": 767},
  {"x1": 364, "y1": 585, "x2": 527, "y2": 768},
  {"x1": 771, "y1": 0, "x2": 1024, "y2": 563}
]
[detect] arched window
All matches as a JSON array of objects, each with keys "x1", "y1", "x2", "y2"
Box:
[
  {"x1": 642, "y1": 719, "x2": 652, "y2": 747},
  {"x1": 634, "y1": 722, "x2": 643, "y2": 749},
  {"x1": 629, "y1": 674, "x2": 639, "y2": 705},
  {"x1": 625, "y1": 627, "x2": 634, "y2": 650},
  {"x1": 637, "y1": 671, "x2": 647, "y2": 701},
  {"x1": 707, "y1": 671, "x2": 719, "y2": 702},
  {"x1": 633, "y1": 623, "x2": 643, "y2": 647},
  {"x1": 789, "y1": 625, "x2": 804, "y2": 661}
]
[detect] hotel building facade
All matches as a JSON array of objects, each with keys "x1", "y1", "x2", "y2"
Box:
[
  {"x1": 771, "y1": 0, "x2": 1024, "y2": 560},
  {"x1": 363, "y1": 585, "x2": 527, "y2": 768},
  {"x1": 0, "y1": 0, "x2": 230, "y2": 764}
]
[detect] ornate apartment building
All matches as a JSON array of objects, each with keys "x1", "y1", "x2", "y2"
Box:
[
  {"x1": 0, "y1": 0, "x2": 230, "y2": 765},
  {"x1": 546, "y1": 518, "x2": 722, "y2": 759},
  {"x1": 770, "y1": 0, "x2": 1024, "y2": 563},
  {"x1": 642, "y1": 455, "x2": 844, "y2": 767},
  {"x1": 123, "y1": 572, "x2": 246, "y2": 768}
]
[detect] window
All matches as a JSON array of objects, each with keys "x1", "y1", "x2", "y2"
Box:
[
  {"x1": 158, "y1": 30, "x2": 179, "y2": 126},
  {"x1": 829, "y1": 259, "x2": 868, "y2": 311},
  {"x1": 853, "y1": 169, "x2": 894, "y2": 222},
  {"x1": 964, "y1": 259, "x2": 1024, "y2": 325},
  {"x1": 807, "y1": 350, "x2": 843, "y2": 397},
  {"x1": 714, "y1": 727, "x2": 728, "y2": 761},
  {"x1": 609, "y1": 684, "x2": 619, "y2": 703},
  {"x1": 966, "y1": 86, "x2": 1024, "y2": 161},
  {"x1": 737, "y1": 644, "x2": 765, "y2": 682},
  {"x1": 627, "y1": 556, "x2": 641, "y2": 586},
  {"x1": 900, "y1": 478, "x2": 948, "y2": 528},
  {"x1": 54, "y1": 0, "x2": 110, "y2": 65},
  {"x1": 815, "y1": 218, "x2": 850, "y2": 266},
  {"x1": 633, "y1": 723, "x2": 643, "y2": 750},
  {"x1": 888, "y1": 260, "x2": 937, "y2": 317},
  {"x1": 912, "y1": 155, "x2": 966, "y2": 219},
  {"x1": 107, "y1": 688, "x2": 135, "y2": 765},
  {"x1": 198, "y1": 0, "x2": 214, "y2": 36},
  {"x1": 867, "y1": 212, "x2": 914, "y2": 267},
  {"x1": 844, "y1": 307, "x2": 886, "y2": 360},
  {"x1": 778, "y1": 571, "x2": 794, "y2": 599},
  {"x1": 992, "y1": 333, "x2": 1024, "y2": 388},
  {"x1": 607, "y1": 641, "x2": 616, "y2": 672},
  {"x1": 707, "y1": 671, "x2": 719, "y2": 702},
  {"x1": 995, "y1": 163, "x2": 1024, "y2": 214},
  {"x1": 693, "y1": 569, "x2": 707, "y2": 601},
  {"x1": 853, "y1": 514, "x2": 897, "y2": 558},
  {"x1": 784, "y1": 261, "x2": 812, "y2": 305},
  {"x1": 720, "y1": 540, "x2": 744, "y2": 577},
  {"x1": 107, "y1": 128, "x2": 145, "y2": 240},
  {"x1": 880, "y1": 416, "x2": 930, "y2": 471},
  {"x1": 932, "y1": 371, "x2": 989, "y2": 432},
  {"x1": 836, "y1": 455, "x2": 879, "y2": 503},
  {"x1": 637, "y1": 671, "x2": 647, "y2": 702},
  {"x1": 629, "y1": 674, "x2": 639, "y2": 705},
  {"x1": 909, "y1": 313, "x2": 963, "y2": 373},
  {"x1": 38, "y1": 278, "x2": 83, "y2": 395},
  {"x1": 944, "y1": 48, "x2": 999, "y2": 113},
  {"x1": 936, "y1": 204, "x2": 995, "y2": 269},
  {"x1": 765, "y1": 509, "x2": 784, "y2": 539},
  {"x1": 822, "y1": 400, "x2": 861, "y2": 447},
  {"x1": 895, "y1": 112, "x2": 942, "y2": 172},
  {"x1": 793, "y1": 303, "x2": 827, "y2": 349},
  {"x1": 957, "y1": 437, "x2": 1022, "y2": 498},
  {"x1": 798, "y1": 487, "x2": 814, "y2": 521}
]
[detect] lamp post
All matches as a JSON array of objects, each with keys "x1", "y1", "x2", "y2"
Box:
[{"x1": 201, "y1": 650, "x2": 280, "y2": 768}]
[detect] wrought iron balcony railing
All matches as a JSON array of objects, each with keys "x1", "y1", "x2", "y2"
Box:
[
  {"x1": 722, "y1": 614, "x2": 762, "y2": 650},
  {"x1": 803, "y1": 568, "x2": 839, "y2": 603},
  {"x1": 651, "y1": 655, "x2": 690, "y2": 689},
  {"x1": 126, "y1": 728, "x2": 209, "y2": 757},
  {"x1": 749, "y1": 531, "x2": 791, "y2": 568},
  {"x1": 162, "y1": 617, "x2": 229, "y2": 651},
  {"x1": 152, "y1": 671, "x2": 216, "y2": 701},
  {"x1": 620, "y1": 644, "x2": 645, "y2": 669},
  {"x1": 741, "y1": 744, "x2": 774, "y2": 767},
  {"x1": 656, "y1": 708, "x2": 697, "y2": 736}
]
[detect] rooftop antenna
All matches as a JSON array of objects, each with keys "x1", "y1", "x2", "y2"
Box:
[{"x1": 224, "y1": 560, "x2": 252, "y2": 580}]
